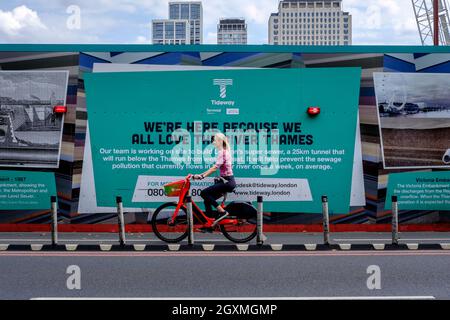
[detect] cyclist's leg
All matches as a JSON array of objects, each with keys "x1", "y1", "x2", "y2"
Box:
[
  {"x1": 201, "y1": 183, "x2": 225, "y2": 216},
  {"x1": 224, "y1": 176, "x2": 236, "y2": 192}
]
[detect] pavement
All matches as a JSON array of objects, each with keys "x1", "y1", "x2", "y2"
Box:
[{"x1": 0, "y1": 231, "x2": 449, "y2": 245}]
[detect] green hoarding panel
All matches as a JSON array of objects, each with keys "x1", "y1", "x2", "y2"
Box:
[
  {"x1": 85, "y1": 67, "x2": 361, "y2": 214},
  {"x1": 0, "y1": 171, "x2": 56, "y2": 210},
  {"x1": 386, "y1": 171, "x2": 450, "y2": 211}
]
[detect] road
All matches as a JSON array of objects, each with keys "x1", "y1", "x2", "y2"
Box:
[
  {"x1": 1, "y1": 232, "x2": 449, "y2": 300},
  {"x1": 0, "y1": 250, "x2": 449, "y2": 300}
]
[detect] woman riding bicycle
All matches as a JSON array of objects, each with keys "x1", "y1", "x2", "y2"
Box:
[{"x1": 194, "y1": 132, "x2": 236, "y2": 228}]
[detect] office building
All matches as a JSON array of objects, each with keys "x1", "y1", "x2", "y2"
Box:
[
  {"x1": 169, "y1": 1, "x2": 203, "y2": 44},
  {"x1": 152, "y1": 19, "x2": 190, "y2": 45},
  {"x1": 268, "y1": 0, "x2": 352, "y2": 45},
  {"x1": 217, "y1": 18, "x2": 248, "y2": 44}
]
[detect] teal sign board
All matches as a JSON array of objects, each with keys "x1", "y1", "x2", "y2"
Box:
[
  {"x1": 385, "y1": 171, "x2": 450, "y2": 210},
  {"x1": 84, "y1": 68, "x2": 361, "y2": 213},
  {"x1": 0, "y1": 171, "x2": 56, "y2": 210}
]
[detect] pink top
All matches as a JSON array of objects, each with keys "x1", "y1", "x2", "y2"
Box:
[{"x1": 214, "y1": 149, "x2": 233, "y2": 177}]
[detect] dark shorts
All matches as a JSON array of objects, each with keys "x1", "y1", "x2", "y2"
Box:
[{"x1": 200, "y1": 176, "x2": 236, "y2": 214}]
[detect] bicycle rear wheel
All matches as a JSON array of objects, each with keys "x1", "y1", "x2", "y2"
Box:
[
  {"x1": 220, "y1": 202, "x2": 258, "y2": 243},
  {"x1": 151, "y1": 202, "x2": 188, "y2": 243}
]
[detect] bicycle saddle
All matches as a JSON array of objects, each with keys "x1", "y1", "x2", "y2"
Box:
[{"x1": 221, "y1": 189, "x2": 236, "y2": 202}]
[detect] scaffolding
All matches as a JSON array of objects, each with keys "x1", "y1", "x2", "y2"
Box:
[{"x1": 412, "y1": 0, "x2": 450, "y2": 45}]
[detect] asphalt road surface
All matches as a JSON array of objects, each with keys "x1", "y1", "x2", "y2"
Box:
[
  {"x1": 0, "y1": 250, "x2": 449, "y2": 300},
  {"x1": 1, "y1": 232, "x2": 449, "y2": 300}
]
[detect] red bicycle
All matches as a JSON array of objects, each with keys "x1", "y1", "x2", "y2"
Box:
[{"x1": 151, "y1": 175, "x2": 257, "y2": 243}]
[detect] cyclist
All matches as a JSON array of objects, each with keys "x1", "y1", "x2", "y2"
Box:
[{"x1": 194, "y1": 132, "x2": 236, "y2": 231}]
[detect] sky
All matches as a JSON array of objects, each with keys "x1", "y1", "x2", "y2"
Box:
[
  {"x1": 0, "y1": 0, "x2": 423, "y2": 45},
  {"x1": 375, "y1": 73, "x2": 450, "y2": 106}
]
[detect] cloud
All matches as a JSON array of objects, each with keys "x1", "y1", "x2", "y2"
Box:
[
  {"x1": 0, "y1": 5, "x2": 47, "y2": 36},
  {"x1": 0, "y1": 5, "x2": 102, "y2": 43}
]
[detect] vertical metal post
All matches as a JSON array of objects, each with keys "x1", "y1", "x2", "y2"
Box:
[
  {"x1": 434, "y1": 0, "x2": 440, "y2": 45},
  {"x1": 116, "y1": 196, "x2": 126, "y2": 246},
  {"x1": 392, "y1": 195, "x2": 399, "y2": 245},
  {"x1": 186, "y1": 196, "x2": 194, "y2": 246},
  {"x1": 322, "y1": 196, "x2": 330, "y2": 246},
  {"x1": 256, "y1": 196, "x2": 264, "y2": 246},
  {"x1": 51, "y1": 196, "x2": 58, "y2": 246}
]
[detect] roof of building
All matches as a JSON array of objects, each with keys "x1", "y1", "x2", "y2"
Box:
[
  {"x1": 281, "y1": 0, "x2": 342, "y2": 2},
  {"x1": 169, "y1": 1, "x2": 202, "y2": 4},
  {"x1": 219, "y1": 18, "x2": 246, "y2": 24}
]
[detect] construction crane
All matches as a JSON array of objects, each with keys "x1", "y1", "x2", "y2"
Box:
[{"x1": 412, "y1": 0, "x2": 450, "y2": 45}]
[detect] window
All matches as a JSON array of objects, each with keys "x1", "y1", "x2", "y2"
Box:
[
  {"x1": 165, "y1": 22, "x2": 174, "y2": 38},
  {"x1": 169, "y1": 4, "x2": 179, "y2": 19},
  {"x1": 153, "y1": 23, "x2": 164, "y2": 39},
  {"x1": 175, "y1": 22, "x2": 185, "y2": 39},
  {"x1": 191, "y1": 4, "x2": 201, "y2": 19},
  {"x1": 180, "y1": 4, "x2": 189, "y2": 19}
]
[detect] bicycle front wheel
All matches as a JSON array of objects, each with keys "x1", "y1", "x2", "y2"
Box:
[{"x1": 151, "y1": 202, "x2": 188, "y2": 243}]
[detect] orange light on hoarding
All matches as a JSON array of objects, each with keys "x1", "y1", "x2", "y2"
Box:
[
  {"x1": 53, "y1": 105, "x2": 67, "y2": 114},
  {"x1": 307, "y1": 107, "x2": 320, "y2": 116}
]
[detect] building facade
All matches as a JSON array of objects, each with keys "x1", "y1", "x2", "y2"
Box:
[
  {"x1": 169, "y1": 1, "x2": 203, "y2": 44},
  {"x1": 269, "y1": 0, "x2": 352, "y2": 45},
  {"x1": 217, "y1": 18, "x2": 248, "y2": 45},
  {"x1": 152, "y1": 19, "x2": 191, "y2": 45}
]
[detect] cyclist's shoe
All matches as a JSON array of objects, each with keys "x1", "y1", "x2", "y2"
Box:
[
  {"x1": 197, "y1": 227, "x2": 214, "y2": 234},
  {"x1": 212, "y1": 211, "x2": 229, "y2": 227}
]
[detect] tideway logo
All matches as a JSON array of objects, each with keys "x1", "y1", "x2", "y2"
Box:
[
  {"x1": 210, "y1": 79, "x2": 238, "y2": 115},
  {"x1": 213, "y1": 79, "x2": 233, "y2": 98}
]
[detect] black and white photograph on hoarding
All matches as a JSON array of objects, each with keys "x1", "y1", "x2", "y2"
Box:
[
  {"x1": 374, "y1": 72, "x2": 450, "y2": 169},
  {"x1": 0, "y1": 71, "x2": 69, "y2": 168}
]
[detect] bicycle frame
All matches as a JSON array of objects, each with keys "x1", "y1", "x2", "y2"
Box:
[{"x1": 170, "y1": 175, "x2": 238, "y2": 228}]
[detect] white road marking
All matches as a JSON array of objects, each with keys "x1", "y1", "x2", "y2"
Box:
[
  {"x1": 333, "y1": 238, "x2": 450, "y2": 242},
  {"x1": 32, "y1": 296, "x2": 436, "y2": 300},
  {"x1": 4, "y1": 250, "x2": 450, "y2": 258}
]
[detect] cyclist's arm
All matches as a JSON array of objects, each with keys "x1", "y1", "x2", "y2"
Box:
[
  {"x1": 198, "y1": 150, "x2": 223, "y2": 179},
  {"x1": 199, "y1": 165, "x2": 218, "y2": 178}
]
